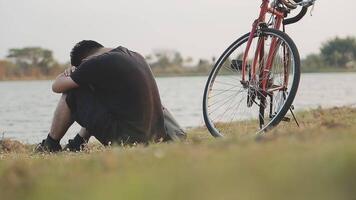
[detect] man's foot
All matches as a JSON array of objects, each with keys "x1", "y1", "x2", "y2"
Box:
[
  {"x1": 34, "y1": 135, "x2": 62, "y2": 153},
  {"x1": 63, "y1": 134, "x2": 87, "y2": 152}
]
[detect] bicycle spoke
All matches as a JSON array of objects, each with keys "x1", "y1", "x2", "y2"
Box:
[
  {"x1": 214, "y1": 80, "x2": 240, "y2": 87},
  {"x1": 210, "y1": 86, "x2": 244, "y2": 98},
  {"x1": 208, "y1": 90, "x2": 245, "y2": 114}
]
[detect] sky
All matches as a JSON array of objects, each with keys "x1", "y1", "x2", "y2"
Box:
[{"x1": 0, "y1": 0, "x2": 355, "y2": 63}]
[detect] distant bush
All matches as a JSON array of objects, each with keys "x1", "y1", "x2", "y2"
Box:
[
  {"x1": 146, "y1": 50, "x2": 213, "y2": 76},
  {"x1": 0, "y1": 47, "x2": 66, "y2": 80},
  {"x1": 302, "y1": 36, "x2": 356, "y2": 72}
]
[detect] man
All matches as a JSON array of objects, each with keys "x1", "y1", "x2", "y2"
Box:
[{"x1": 36, "y1": 40, "x2": 185, "y2": 152}]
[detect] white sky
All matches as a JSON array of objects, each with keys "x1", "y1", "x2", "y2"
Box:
[{"x1": 0, "y1": 0, "x2": 355, "y2": 63}]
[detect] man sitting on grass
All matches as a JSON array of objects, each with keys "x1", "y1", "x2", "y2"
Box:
[{"x1": 35, "y1": 40, "x2": 185, "y2": 152}]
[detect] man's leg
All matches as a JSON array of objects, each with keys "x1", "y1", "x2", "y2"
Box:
[
  {"x1": 50, "y1": 94, "x2": 92, "y2": 152},
  {"x1": 35, "y1": 94, "x2": 74, "y2": 152},
  {"x1": 50, "y1": 93, "x2": 93, "y2": 151},
  {"x1": 49, "y1": 93, "x2": 74, "y2": 140}
]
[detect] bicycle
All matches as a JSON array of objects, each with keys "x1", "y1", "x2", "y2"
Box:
[{"x1": 203, "y1": 0, "x2": 316, "y2": 137}]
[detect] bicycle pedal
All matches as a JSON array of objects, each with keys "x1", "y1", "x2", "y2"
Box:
[{"x1": 281, "y1": 117, "x2": 291, "y2": 122}]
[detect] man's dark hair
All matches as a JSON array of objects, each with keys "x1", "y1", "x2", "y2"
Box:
[{"x1": 70, "y1": 40, "x2": 104, "y2": 67}]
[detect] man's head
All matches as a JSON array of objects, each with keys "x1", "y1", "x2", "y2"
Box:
[{"x1": 70, "y1": 40, "x2": 104, "y2": 67}]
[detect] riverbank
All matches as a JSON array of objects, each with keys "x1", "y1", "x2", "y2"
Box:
[
  {"x1": 1, "y1": 70, "x2": 356, "y2": 82},
  {"x1": 1, "y1": 107, "x2": 356, "y2": 200}
]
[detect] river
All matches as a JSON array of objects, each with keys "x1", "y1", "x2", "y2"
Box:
[{"x1": 0, "y1": 73, "x2": 355, "y2": 143}]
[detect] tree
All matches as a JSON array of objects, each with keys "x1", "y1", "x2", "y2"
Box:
[
  {"x1": 320, "y1": 37, "x2": 356, "y2": 68},
  {"x1": 301, "y1": 53, "x2": 325, "y2": 72},
  {"x1": 7, "y1": 47, "x2": 56, "y2": 74},
  {"x1": 148, "y1": 49, "x2": 184, "y2": 70},
  {"x1": 172, "y1": 52, "x2": 183, "y2": 66},
  {"x1": 153, "y1": 53, "x2": 171, "y2": 69},
  {"x1": 196, "y1": 59, "x2": 211, "y2": 74},
  {"x1": 0, "y1": 60, "x2": 16, "y2": 79}
]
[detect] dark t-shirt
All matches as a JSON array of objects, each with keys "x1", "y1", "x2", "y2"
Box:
[{"x1": 70, "y1": 46, "x2": 166, "y2": 142}]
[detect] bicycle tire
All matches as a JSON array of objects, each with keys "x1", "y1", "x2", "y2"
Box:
[{"x1": 203, "y1": 28, "x2": 300, "y2": 137}]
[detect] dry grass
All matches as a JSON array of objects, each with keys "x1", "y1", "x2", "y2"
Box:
[
  {"x1": 1, "y1": 107, "x2": 356, "y2": 200},
  {"x1": 0, "y1": 139, "x2": 28, "y2": 153}
]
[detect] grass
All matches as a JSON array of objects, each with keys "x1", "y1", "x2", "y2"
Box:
[{"x1": 1, "y1": 107, "x2": 356, "y2": 200}]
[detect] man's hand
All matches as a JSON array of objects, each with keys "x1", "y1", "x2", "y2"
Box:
[
  {"x1": 52, "y1": 67, "x2": 79, "y2": 93},
  {"x1": 64, "y1": 66, "x2": 77, "y2": 77}
]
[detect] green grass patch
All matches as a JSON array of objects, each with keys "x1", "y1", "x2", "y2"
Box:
[{"x1": 1, "y1": 107, "x2": 356, "y2": 200}]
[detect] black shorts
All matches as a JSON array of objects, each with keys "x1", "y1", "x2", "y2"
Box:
[{"x1": 65, "y1": 88, "x2": 138, "y2": 145}]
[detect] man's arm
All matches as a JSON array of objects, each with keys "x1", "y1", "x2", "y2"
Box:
[{"x1": 52, "y1": 67, "x2": 79, "y2": 93}]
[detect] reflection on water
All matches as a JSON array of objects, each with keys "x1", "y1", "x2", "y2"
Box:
[{"x1": 0, "y1": 73, "x2": 355, "y2": 143}]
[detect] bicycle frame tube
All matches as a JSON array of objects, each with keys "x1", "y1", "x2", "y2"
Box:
[
  {"x1": 242, "y1": 0, "x2": 269, "y2": 82},
  {"x1": 242, "y1": 0, "x2": 286, "y2": 92}
]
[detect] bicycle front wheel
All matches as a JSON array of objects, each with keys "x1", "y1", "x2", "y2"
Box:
[{"x1": 203, "y1": 28, "x2": 300, "y2": 137}]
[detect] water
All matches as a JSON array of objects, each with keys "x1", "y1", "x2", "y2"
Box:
[{"x1": 0, "y1": 73, "x2": 355, "y2": 144}]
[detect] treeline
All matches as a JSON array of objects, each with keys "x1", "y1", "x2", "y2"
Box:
[
  {"x1": 0, "y1": 36, "x2": 355, "y2": 80},
  {"x1": 145, "y1": 50, "x2": 212, "y2": 76},
  {"x1": 0, "y1": 48, "x2": 214, "y2": 80},
  {"x1": 0, "y1": 47, "x2": 212, "y2": 80},
  {"x1": 0, "y1": 47, "x2": 66, "y2": 80},
  {"x1": 302, "y1": 36, "x2": 356, "y2": 72},
  {"x1": 147, "y1": 36, "x2": 356, "y2": 75}
]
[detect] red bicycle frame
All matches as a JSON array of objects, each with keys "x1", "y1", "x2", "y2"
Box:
[{"x1": 242, "y1": 0, "x2": 287, "y2": 92}]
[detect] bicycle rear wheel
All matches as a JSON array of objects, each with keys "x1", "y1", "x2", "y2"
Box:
[{"x1": 203, "y1": 28, "x2": 300, "y2": 137}]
